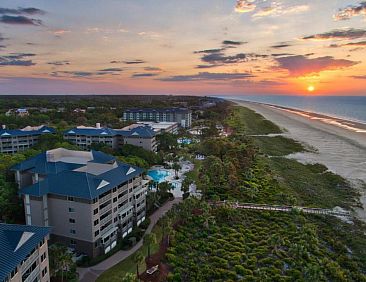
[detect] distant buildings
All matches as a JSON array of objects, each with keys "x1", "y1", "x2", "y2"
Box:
[
  {"x1": 5, "y1": 108, "x2": 30, "y2": 117},
  {"x1": 0, "y1": 125, "x2": 56, "y2": 154},
  {"x1": 13, "y1": 148, "x2": 147, "y2": 258},
  {"x1": 63, "y1": 123, "x2": 157, "y2": 152},
  {"x1": 122, "y1": 108, "x2": 192, "y2": 128},
  {"x1": 0, "y1": 223, "x2": 50, "y2": 282}
]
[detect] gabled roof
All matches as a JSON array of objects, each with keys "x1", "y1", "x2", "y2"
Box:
[
  {"x1": 13, "y1": 148, "x2": 144, "y2": 200},
  {"x1": 64, "y1": 127, "x2": 118, "y2": 137},
  {"x1": 115, "y1": 126, "x2": 155, "y2": 138},
  {"x1": 0, "y1": 125, "x2": 56, "y2": 138},
  {"x1": 64, "y1": 125, "x2": 156, "y2": 139},
  {"x1": 0, "y1": 224, "x2": 50, "y2": 281}
]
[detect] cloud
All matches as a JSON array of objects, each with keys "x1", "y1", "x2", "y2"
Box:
[
  {"x1": 235, "y1": 0, "x2": 256, "y2": 13},
  {"x1": 144, "y1": 67, "x2": 162, "y2": 71},
  {"x1": 271, "y1": 43, "x2": 291, "y2": 48},
  {"x1": 51, "y1": 71, "x2": 107, "y2": 78},
  {"x1": 0, "y1": 53, "x2": 36, "y2": 66},
  {"x1": 222, "y1": 40, "x2": 245, "y2": 46},
  {"x1": 195, "y1": 64, "x2": 223, "y2": 69},
  {"x1": 0, "y1": 7, "x2": 45, "y2": 15},
  {"x1": 201, "y1": 52, "x2": 248, "y2": 64},
  {"x1": 52, "y1": 29, "x2": 71, "y2": 36},
  {"x1": 47, "y1": 60, "x2": 70, "y2": 66},
  {"x1": 329, "y1": 40, "x2": 366, "y2": 48},
  {"x1": 132, "y1": 73, "x2": 158, "y2": 78},
  {"x1": 303, "y1": 28, "x2": 366, "y2": 40},
  {"x1": 123, "y1": 59, "x2": 146, "y2": 64},
  {"x1": 253, "y1": 4, "x2": 309, "y2": 18},
  {"x1": 334, "y1": 2, "x2": 366, "y2": 21},
  {"x1": 0, "y1": 15, "x2": 42, "y2": 25},
  {"x1": 274, "y1": 55, "x2": 359, "y2": 77},
  {"x1": 99, "y1": 68, "x2": 123, "y2": 72},
  {"x1": 159, "y1": 72, "x2": 255, "y2": 82},
  {"x1": 351, "y1": 75, "x2": 366, "y2": 79},
  {"x1": 194, "y1": 48, "x2": 225, "y2": 54}
]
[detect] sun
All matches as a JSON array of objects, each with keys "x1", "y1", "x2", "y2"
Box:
[{"x1": 307, "y1": 85, "x2": 315, "y2": 92}]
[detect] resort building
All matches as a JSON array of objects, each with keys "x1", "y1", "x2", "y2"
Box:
[
  {"x1": 0, "y1": 223, "x2": 50, "y2": 282},
  {"x1": 12, "y1": 148, "x2": 147, "y2": 258},
  {"x1": 122, "y1": 108, "x2": 192, "y2": 128},
  {"x1": 63, "y1": 123, "x2": 157, "y2": 152},
  {"x1": 0, "y1": 125, "x2": 56, "y2": 154},
  {"x1": 135, "y1": 121, "x2": 179, "y2": 134}
]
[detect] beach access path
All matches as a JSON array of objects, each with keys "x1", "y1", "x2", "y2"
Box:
[{"x1": 77, "y1": 197, "x2": 182, "y2": 282}]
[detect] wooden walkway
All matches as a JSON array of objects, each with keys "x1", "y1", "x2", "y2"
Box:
[{"x1": 210, "y1": 201, "x2": 351, "y2": 217}]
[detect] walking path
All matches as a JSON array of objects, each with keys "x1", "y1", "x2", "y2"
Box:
[
  {"x1": 210, "y1": 201, "x2": 351, "y2": 217},
  {"x1": 77, "y1": 198, "x2": 182, "y2": 282}
]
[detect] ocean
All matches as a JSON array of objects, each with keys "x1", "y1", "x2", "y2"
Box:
[{"x1": 222, "y1": 95, "x2": 366, "y2": 124}]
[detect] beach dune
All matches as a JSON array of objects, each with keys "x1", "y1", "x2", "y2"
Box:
[{"x1": 233, "y1": 100, "x2": 366, "y2": 222}]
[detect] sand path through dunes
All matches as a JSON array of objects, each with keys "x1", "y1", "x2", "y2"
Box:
[{"x1": 232, "y1": 100, "x2": 366, "y2": 222}]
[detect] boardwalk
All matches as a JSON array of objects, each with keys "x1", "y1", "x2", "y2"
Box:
[
  {"x1": 77, "y1": 198, "x2": 182, "y2": 282},
  {"x1": 210, "y1": 201, "x2": 351, "y2": 217}
]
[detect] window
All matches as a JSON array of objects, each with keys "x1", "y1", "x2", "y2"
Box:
[
  {"x1": 113, "y1": 187, "x2": 117, "y2": 192},
  {"x1": 95, "y1": 230, "x2": 99, "y2": 237},
  {"x1": 70, "y1": 239, "x2": 76, "y2": 246},
  {"x1": 10, "y1": 267, "x2": 17, "y2": 279},
  {"x1": 67, "y1": 196, "x2": 75, "y2": 201},
  {"x1": 94, "y1": 219, "x2": 99, "y2": 226},
  {"x1": 114, "y1": 217, "x2": 118, "y2": 223},
  {"x1": 70, "y1": 229, "x2": 76, "y2": 234},
  {"x1": 41, "y1": 252, "x2": 47, "y2": 262},
  {"x1": 69, "y1": 218, "x2": 76, "y2": 224},
  {"x1": 42, "y1": 267, "x2": 48, "y2": 277},
  {"x1": 68, "y1": 207, "x2": 75, "y2": 213},
  {"x1": 114, "y1": 207, "x2": 117, "y2": 212},
  {"x1": 113, "y1": 197, "x2": 117, "y2": 203},
  {"x1": 93, "y1": 208, "x2": 99, "y2": 215}
]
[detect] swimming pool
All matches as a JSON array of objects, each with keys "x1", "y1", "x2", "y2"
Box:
[{"x1": 147, "y1": 169, "x2": 171, "y2": 183}]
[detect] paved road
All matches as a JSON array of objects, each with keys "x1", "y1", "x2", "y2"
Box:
[
  {"x1": 77, "y1": 198, "x2": 182, "y2": 282},
  {"x1": 211, "y1": 201, "x2": 351, "y2": 217}
]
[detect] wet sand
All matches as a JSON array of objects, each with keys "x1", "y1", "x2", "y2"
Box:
[{"x1": 232, "y1": 100, "x2": 366, "y2": 222}]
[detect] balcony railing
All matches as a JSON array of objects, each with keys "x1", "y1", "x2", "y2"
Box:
[
  {"x1": 99, "y1": 193, "x2": 112, "y2": 205},
  {"x1": 23, "y1": 265, "x2": 40, "y2": 282},
  {"x1": 100, "y1": 213, "x2": 112, "y2": 226}
]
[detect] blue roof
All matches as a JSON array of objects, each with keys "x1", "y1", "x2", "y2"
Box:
[
  {"x1": 13, "y1": 149, "x2": 144, "y2": 200},
  {"x1": 124, "y1": 107, "x2": 191, "y2": 114},
  {"x1": 64, "y1": 125, "x2": 155, "y2": 138},
  {"x1": 0, "y1": 126, "x2": 56, "y2": 138},
  {"x1": 0, "y1": 224, "x2": 50, "y2": 281},
  {"x1": 64, "y1": 127, "x2": 118, "y2": 137}
]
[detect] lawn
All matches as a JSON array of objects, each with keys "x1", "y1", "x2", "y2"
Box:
[{"x1": 97, "y1": 225, "x2": 163, "y2": 282}]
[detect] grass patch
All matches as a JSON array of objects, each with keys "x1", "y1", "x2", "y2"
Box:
[
  {"x1": 226, "y1": 106, "x2": 282, "y2": 135},
  {"x1": 269, "y1": 158, "x2": 360, "y2": 209},
  {"x1": 97, "y1": 225, "x2": 163, "y2": 282},
  {"x1": 254, "y1": 136, "x2": 306, "y2": 156}
]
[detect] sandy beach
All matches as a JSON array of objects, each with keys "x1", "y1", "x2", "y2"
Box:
[{"x1": 232, "y1": 100, "x2": 366, "y2": 222}]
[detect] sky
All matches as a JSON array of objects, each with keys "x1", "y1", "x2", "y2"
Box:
[{"x1": 0, "y1": 0, "x2": 366, "y2": 96}]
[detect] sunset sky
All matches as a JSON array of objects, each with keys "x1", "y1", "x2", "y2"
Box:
[{"x1": 0, "y1": 0, "x2": 366, "y2": 95}]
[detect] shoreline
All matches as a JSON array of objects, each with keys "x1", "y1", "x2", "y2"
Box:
[{"x1": 229, "y1": 99, "x2": 366, "y2": 222}]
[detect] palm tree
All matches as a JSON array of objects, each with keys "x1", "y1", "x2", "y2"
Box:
[
  {"x1": 172, "y1": 162, "x2": 181, "y2": 178},
  {"x1": 133, "y1": 251, "x2": 144, "y2": 278},
  {"x1": 59, "y1": 251, "x2": 73, "y2": 282},
  {"x1": 49, "y1": 244, "x2": 74, "y2": 282},
  {"x1": 144, "y1": 233, "x2": 157, "y2": 258}
]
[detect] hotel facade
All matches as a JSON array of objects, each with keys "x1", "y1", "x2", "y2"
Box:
[
  {"x1": 0, "y1": 125, "x2": 55, "y2": 154},
  {"x1": 122, "y1": 108, "x2": 192, "y2": 128},
  {"x1": 12, "y1": 148, "x2": 147, "y2": 258},
  {"x1": 63, "y1": 123, "x2": 157, "y2": 152},
  {"x1": 0, "y1": 224, "x2": 50, "y2": 282}
]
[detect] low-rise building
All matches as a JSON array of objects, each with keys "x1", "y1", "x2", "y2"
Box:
[
  {"x1": 122, "y1": 108, "x2": 192, "y2": 128},
  {"x1": 16, "y1": 109, "x2": 29, "y2": 117},
  {"x1": 63, "y1": 123, "x2": 157, "y2": 152},
  {"x1": 0, "y1": 125, "x2": 56, "y2": 154},
  {"x1": 135, "y1": 121, "x2": 178, "y2": 134},
  {"x1": 0, "y1": 223, "x2": 50, "y2": 282},
  {"x1": 12, "y1": 148, "x2": 147, "y2": 258}
]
